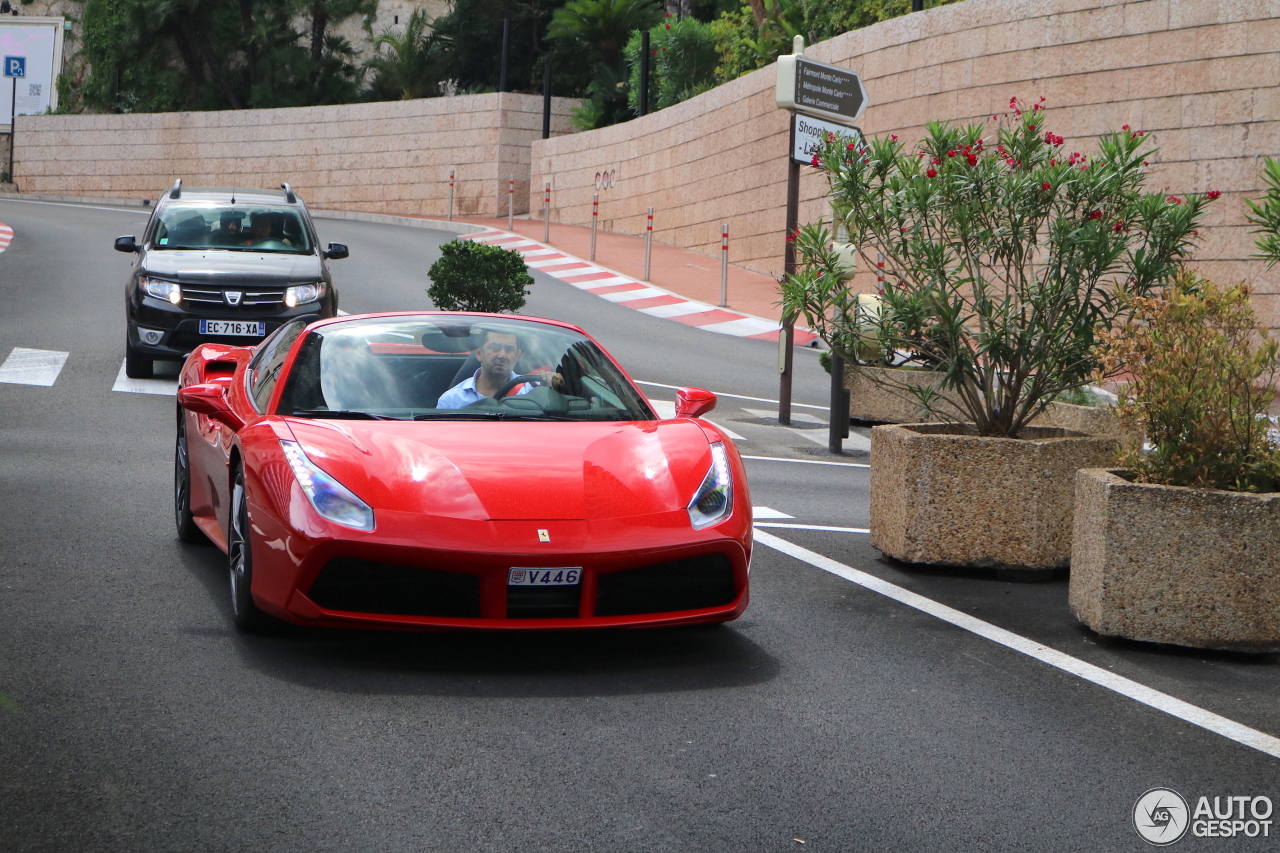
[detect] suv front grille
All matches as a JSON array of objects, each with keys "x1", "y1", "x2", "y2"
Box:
[{"x1": 181, "y1": 285, "x2": 286, "y2": 309}]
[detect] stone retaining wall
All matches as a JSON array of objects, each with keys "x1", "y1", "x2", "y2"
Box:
[
  {"x1": 13, "y1": 93, "x2": 578, "y2": 217},
  {"x1": 531, "y1": 0, "x2": 1280, "y2": 329}
]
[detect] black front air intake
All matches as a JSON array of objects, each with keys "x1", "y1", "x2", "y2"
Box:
[
  {"x1": 594, "y1": 554, "x2": 737, "y2": 617},
  {"x1": 308, "y1": 558, "x2": 481, "y2": 618}
]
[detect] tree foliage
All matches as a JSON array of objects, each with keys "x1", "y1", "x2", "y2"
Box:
[
  {"x1": 363, "y1": 9, "x2": 448, "y2": 100},
  {"x1": 625, "y1": 16, "x2": 718, "y2": 113},
  {"x1": 782, "y1": 102, "x2": 1216, "y2": 438}
]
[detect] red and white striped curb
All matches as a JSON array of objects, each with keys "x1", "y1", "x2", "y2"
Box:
[
  {"x1": 464, "y1": 229, "x2": 816, "y2": 344},
  {"x1": 0, "y1": 223, "x2": 12, "y2": 253}
]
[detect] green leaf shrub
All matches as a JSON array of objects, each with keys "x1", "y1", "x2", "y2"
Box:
[
  {"x1": 1247, "y1": 156, "x2": 1280, "y2": 267},
  {"x1": 1096, "y1": 273, "x2": 1280, "y2": 492},
  {"x1": 427, "y1": 240, "x2": 534, "y2": 313},
  {"x1": 784, "y1": 101, "x2": 1217, "y2": 437},
  {"x1": 625, "y1": 16, "x2": 718, "y2": 113}
]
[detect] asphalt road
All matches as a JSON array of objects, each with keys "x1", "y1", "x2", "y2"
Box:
[{"x1": 2, "y1": 198, "x2": 1279, "y2": 852}]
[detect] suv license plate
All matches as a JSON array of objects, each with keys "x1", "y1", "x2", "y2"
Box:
[
  {"x1": 201, "y1": 320, "x2": 266, "y2": 337},
  {"x1": 508, "y1": 568, "x2": 581, "y2": 586}
]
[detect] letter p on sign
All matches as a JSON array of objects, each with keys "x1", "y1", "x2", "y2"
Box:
[{"x1": 4, "y1": 57, "x2": 25, "y2": 78}]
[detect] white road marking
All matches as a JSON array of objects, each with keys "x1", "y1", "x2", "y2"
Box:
[
  {"x1": 0, "y1": 198, "x2": 150, "y2": 214},
  {"x1": 0, "y1": 347, "x2": 68, "y2": 386},
  {"x1": 741, "y1": 455, "x2": 869, "y2": 468},
  {"x1": 634, "y1": 380, "x2": 827, "y2": 410},
  {"x1": 648, "y1": 399, "x2": 745, "y2": 440},
  {"x1": 599, "y1": 286, "x2": 669, "y2": 303},
  {"x1": 337, "y1": 310, "x2": 349, "y2": 316},
  {"x1": 111, "y1": 360, "x2": 178, "y2": 395},
  {"x1": 789, "y1": 427, "x2": 872, "y2": 452},
  {"x1": 526, "y1": 257, "x2": 584, "y2": 269},
  {"x1": 743, "y1": 406, "x2": 826, "y2": 424},
  {"x1": 697, "y1": 317, "x2": 782, "y2": 336},
  {"x1": 754, "y1": 529, "x2": 1280, "y2": 761},
  {"x1": 752, "y1": 506, "x2": 795, "y2": 519},
  {"x1": 636, "y1": 301, "x2": 717, "y2": 318},
  {"x1": 561, "y1": 274, "x2": 633, "y2": 288},
  {"x1": 754, "y1": 523, "x2": 869, "y2": 533}
]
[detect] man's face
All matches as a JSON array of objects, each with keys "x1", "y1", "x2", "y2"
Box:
[
  {"x1": 250, "y1": 218, "x2": 271, "y2": 240},
  {"x1": 477, "y1": 332, "x2": 520, "y2": 379}
]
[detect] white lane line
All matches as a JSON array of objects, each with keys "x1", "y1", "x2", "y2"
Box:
[
  {"x1": 648, "y1": 399, "x2": 746, "y2": 440},
  {"x1": 562, "y1": 274, "x2": 632, "y2": 288},
  {"x1": 752, "y1": 506, "x2": 795, "y2": 519},
  {"x1": 0, "y1": 347, "x2": 68, "y2": 386},
  {"x1": 755, "y1": 523, "x2": 869, "y2": 533},
  {"x1": 634, "y1": 380, "x2": 828, "y2": 410},
  {"x1": 741, "y1": 455, "x2": 869, "y2": 468},
  {"x1": 111, "y1": 360, "x2": 178, "y2": 395},
  {"x1": 517, "y1": 248, "x2": 561, "y2": 259},
  {"x1": 743, "y1": 406, "x2": 825, "y2": 424},
  {"x1": 600, "y1": 286, "x2": 669, "y2": 303},
  {"x1": 527, "y1": 257, "x2": 584, "y2": 269},
  {"x1": 337, "y1": 310, "x2": 350, "y2": 316},
  {"x1": 0, "y1": 198, "x2": 150, "y2": 214},
  {"x1": 754, "y1": 529, "x2": 1280, "y2": 760}
]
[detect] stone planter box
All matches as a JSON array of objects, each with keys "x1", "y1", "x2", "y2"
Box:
[
  {"x1": 1034, "y1": 401, "x2": 1129, "y2": 439},
  {"x1": 1069, "y1": 469, "x2": 1280, "y2": 651},
  {"x1": 870, "y1": 423, "x2": 1118, "y2": 572},
  {"x1": 844, "y1": 366, "x2": 961, "y2": 423}
]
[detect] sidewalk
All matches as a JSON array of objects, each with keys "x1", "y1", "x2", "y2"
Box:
[{"x1": 449, "y1": 216, "x2": 817, "y2": 345}]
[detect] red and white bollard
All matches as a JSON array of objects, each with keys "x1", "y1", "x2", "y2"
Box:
[
  {"x1": 643, "y1": 207, "x2": 654, "y2": 281},
  {"x1": 719, "y1": 223, "x2": 729, "y2": 307},
  {"x1": 507, "y1": 175, "x2": 515, "y2": 230},
  {"x1": 447, "y1": 169, "x2": 455, "y2": 221},
  {"x1": 543, "y1": 182, "x2": 551, "y2": 242},
  {"x1": 590, "y1": 193, "x2": 599, "y2": 261}
]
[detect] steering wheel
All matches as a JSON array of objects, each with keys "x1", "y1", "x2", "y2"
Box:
[{"x1": 495, "y1": 374, "x2": 544, "y2": 398}]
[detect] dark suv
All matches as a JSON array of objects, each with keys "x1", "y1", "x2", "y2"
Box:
[{"x1": 116, "y1": 181, "x2": 348, "y2": 378}]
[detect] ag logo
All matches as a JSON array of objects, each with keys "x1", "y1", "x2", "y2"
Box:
[{"x1": 1134, "y1": 788, "x2": 1189, "y2": 845}]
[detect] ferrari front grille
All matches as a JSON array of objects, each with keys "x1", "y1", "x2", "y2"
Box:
[
  {"x1": 594, "y1": 554, "x2": 737, "y2": 617},
  {"x1": 308, "y1": 558, "x2": 481, "y2": 618}
]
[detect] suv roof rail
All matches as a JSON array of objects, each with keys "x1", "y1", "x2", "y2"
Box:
[
  {"x1": 169, "y1": 179, "x2": 182, "y2": 199},
  {"x1": 280, "y1": 183, "x2": 296, "y2": 204}
]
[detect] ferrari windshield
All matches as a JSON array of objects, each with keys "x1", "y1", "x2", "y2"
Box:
[
  {"x1": 277, "y1": 316, "x2": 656, "y2": 422},
  {"x1": 151, "y1": 203, "x2": 313, "y2": 253}
]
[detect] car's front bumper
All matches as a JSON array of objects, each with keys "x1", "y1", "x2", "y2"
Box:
[{"x1": 127, "y1": 294, "x2": 332, "y2": 360}]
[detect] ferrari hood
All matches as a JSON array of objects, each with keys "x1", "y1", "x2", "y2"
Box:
[
  {"x1": 143, "y1": 250, "x2": 322, "y2": 284},
  {"x1": 283, "y1": 420, "x2": 716, "y2": 521}
]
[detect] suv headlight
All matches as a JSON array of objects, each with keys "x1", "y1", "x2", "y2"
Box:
[
  {"x1": 284, "y1": 283, "x2": 325, "y2": 308},
  {"x1": 280, "y1": 440, "x2": 374, "y2": 531},
  {"x1": 687, "y1": 441, "x2": 733, "y2": 530},
  {"x1": 141, "y1": 276, "x2": 182, "y2": 305}
]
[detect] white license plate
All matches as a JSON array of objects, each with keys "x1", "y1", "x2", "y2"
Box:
[
  {"x1": 508, "y1": 567, "x2": 581, "y2": 586},
  {"x1": 200, "y1": 320, "x2": 266, "y2": 337}
]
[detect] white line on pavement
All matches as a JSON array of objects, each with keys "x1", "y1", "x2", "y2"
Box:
[
  {"x1": 789, "y1": 426, "x2": 872, "y2": 453},
  {"x1": 600, "y1": 286, "x2": 669, "y2": 303},
  {"x1": 635, "y1": 301, "x2": 717, "y2": 318},
  {"x1": 753, "y1": 529, "x2": 1280, "y2": 761},
  {"x1": 752, "y1": 506, "x2": 795, "y2": 519},
  {"x1": 0, "y1": 347, "x2": 68, "y2": 386},
  {"x1": 634, "y1": 380, "x2": 827, "y2": 410},
  {"x1": 111, "y1": 360, "x2": 178, "y2": 395},
  {"x1": 0, "y1": 198, "x2": 149, "y2": 214},
  {"x1": 754, "y1": 523, "x2": 869, "y2": 533},
  {"x1": 741, "y1": 455, "x2": 870, "y2": 468},
  {"x1": 648, "y1": 399, "x2": 745, "y2": 440}
]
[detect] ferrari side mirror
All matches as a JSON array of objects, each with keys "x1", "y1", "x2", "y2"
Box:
[
  {"x1": 115, "y1": 235, "x2": 139, "y2": 253},
  {"x1": 675, "y1": 387, "x2": 716, "y2": 419},
  {"x1": 178, "y1": 382, "x2": 244, "y2": 430}
]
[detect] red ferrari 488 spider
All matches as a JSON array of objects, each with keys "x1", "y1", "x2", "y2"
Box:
[{"x1": 175, "y1": 312, "x2": 752, "y2": 631}]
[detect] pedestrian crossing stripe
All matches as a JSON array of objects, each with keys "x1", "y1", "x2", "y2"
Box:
[{"x1": 0, "y1": 347, "x2": 67, "y2": 386}]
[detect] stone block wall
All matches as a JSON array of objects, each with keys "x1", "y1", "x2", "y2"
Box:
[
  {"x1": 531, "y1": 0, "x2": 1280, "y2": 329},
  {"x1": 13, "y1": 93, "x2": 578, "y2": 217}
]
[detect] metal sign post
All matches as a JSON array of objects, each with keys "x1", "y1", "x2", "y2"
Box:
[
  {"x1": 778, "y1": 113, "x2": 800, "y2": 426},
  {"x1": 4, "y1": 56, "x2": 24, "y2": 184}
]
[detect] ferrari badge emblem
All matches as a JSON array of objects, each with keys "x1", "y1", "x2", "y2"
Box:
[
  {"x1": 224, "y1": 290, "x2": 243, "y2": 306},
  {"x1": 537, "y1": 529, "x2": 550, "y2": 542}
]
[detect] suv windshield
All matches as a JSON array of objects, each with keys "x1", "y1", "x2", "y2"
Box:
[
  {"x1": 277, "y1": 316, "x2": 656, "y2": 422},
  {"x1": 151, "y1": 203, "x2": 313, "y2": 253}
]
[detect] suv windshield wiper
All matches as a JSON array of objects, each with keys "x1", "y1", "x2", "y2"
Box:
[
  {"x1": 413, "y1": 412, "x2": 564, "y2": 421},
  {"x1": 289, "y1": 409, "x2": 398, "y2": 420}
]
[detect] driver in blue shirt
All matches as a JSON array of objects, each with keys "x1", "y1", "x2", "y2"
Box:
[{"x1": 437, "y1": 329, "x2": 559, "y2": 408}]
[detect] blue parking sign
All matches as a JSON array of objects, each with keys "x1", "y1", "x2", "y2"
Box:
[{"x1": 4, "y1": 56, "x2": 25, "y2": 78}]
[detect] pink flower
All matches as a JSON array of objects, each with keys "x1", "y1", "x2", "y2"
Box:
[
  {"x1": 1113, "y1": 221, "x2": 1125, "y2": 232},
  {"x1": 1089, "y1": 210, "x2": 1102, "y2": 220},
  {"x1": 1207, "y1": 190, "x2": 1222, "y2": 200},
  {"x1": 810, "y1": 155, "x2": 820, "y2": 167},
  {"x1": 1042, "y1": 182, "x2": 1052, "y2": 190},
  {"x1": 847, "y1": 142, "x2": 856, "y2": 150},
  {"x1": 1167, "y1": 195, "x2": 1182, "y2": 205},
  {"x1": 891, "y1": 134, "x2": 898, "y2": 141},
  {"x1": 664, "y1": 23, "x2": 670, "y2": 28},
  {"x1": 1122, "y1": 124, "x2": 1129, "y2": 131},
  {"x1": 947, "y1": 149, "x2": 956, "y2": 157},
  {"x1": 927, "y1": 168, "x2": 938, "y2": 178}
]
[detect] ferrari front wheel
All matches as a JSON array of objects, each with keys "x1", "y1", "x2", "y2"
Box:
[
  {"x1": 228, "y1": 465, "x2": 271, "y2": 632},
  {"x1": 174, "y1": 413, "x2": 204, "y2": 543}
]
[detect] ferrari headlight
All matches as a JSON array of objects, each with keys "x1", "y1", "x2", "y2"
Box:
[
  {"x1": 279, "y1": 440, "x2": 374, "y2": 531},
  {"x1": 284, "y1": 283, "x2": 325, "y2": 308},
  {"x1": 141, "y1": 276, "x2": 182, "y2": 305},
  {"x1": 687, "y1": 441, "x2": 733, "y2": 530}
]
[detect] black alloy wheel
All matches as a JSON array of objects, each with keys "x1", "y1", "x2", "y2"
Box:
[
  {"x1": 228, "y1": 465, "x2": 271, "y2": 632},
  {"x1": 174, "y1": 412, "x2": 204, "y2": 543}
]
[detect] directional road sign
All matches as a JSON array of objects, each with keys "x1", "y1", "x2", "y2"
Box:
[
  {"x1": 792, "y1": 115, "x2": 861, "y2": 165},
  {"x1": 775, "y1": 54, "x2": 867, "y2": 124},
  {"x1": 3, "y1": 56, "x2": 24, "y2": 78}
]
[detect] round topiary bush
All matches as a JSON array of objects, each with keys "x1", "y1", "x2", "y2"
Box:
[{"x1": 427, "y1": 239, "x2": 534, "y2": 313}]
